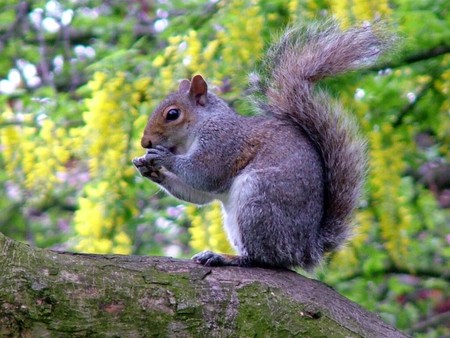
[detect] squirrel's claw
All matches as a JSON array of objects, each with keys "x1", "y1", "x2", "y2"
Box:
[
  {"x1": 192, "y1": 251, "x2": 256, "y2": 267},
  {"x1": 192, "y1": 250, "x2": 227, "y2": 267}
]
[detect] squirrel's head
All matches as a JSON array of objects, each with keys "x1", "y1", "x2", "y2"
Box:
[{"x1": 141, "y1": 74, "x2": 208, "y2": 154}]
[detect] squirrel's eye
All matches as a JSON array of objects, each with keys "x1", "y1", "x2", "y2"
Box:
[{"x1": 166, "y1": 108, "x2": 180, "y2": 121}]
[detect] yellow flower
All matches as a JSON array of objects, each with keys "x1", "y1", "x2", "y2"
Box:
[
  {"x1": 73, "y1": 71, "x2": 143, "y2": 254},
  {"x1": 134, "y1": 77, "x2": 151, "y2": 92},
  {"x1": 89, "y1": 72, "x2": 107, "y2": 91},
  {"x1": 331, "y1": 0, "x2": 391, "y2": 27},
  {"x1": 152, "y1": 55, "x2": 165, "y2": 68},
  {"x1": 187, "y1": 202, "x2": 234, "y2": 254},
  {"x1": 203, "y1": 40, "x2": 220, "y2": 62}
]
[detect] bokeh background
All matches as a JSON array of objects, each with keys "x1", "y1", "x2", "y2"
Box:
[{"x1": 0, "y1": 0, "x2": 449, "y2": 336}]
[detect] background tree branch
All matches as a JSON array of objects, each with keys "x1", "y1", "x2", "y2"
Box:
[{"x1": 369, "y1": 44, "x2": 450, "y2": 72}]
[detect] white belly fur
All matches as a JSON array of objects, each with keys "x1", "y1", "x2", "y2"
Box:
[{"x1": 218, "y1": 172, "x2": 256, "y2": 255}]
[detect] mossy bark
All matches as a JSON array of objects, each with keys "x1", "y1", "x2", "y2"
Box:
[{"x1": 0, "y1": 233, "x2": 407, "y2": 337}]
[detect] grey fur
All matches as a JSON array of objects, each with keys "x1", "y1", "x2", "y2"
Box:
[
  {"x1": 133, "y1": 19, "x2": 392, "y2": 270},
  {"x1": 251, "y1": 19, "x2": 394, "y2": 254}
]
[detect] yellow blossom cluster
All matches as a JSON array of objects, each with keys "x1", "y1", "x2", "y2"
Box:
[
  {"x1": 367, "y1": 124, "x2": 412, "y2": 264},
  {"x1": 333, "y1": 115, "x2": 441, "y2": 276},
  {"x1": 150, "y1": 1, "x2": 266, "y2": 98},
  {"x1": 217, "y1": 1, "x2": 264, "y2": 76},
  {"x1": 0, "y1": 108, "x2": 25, "y2": 180},
  {"x1": 73, "y1": 71, "x2": 151, "y2": 254},
  {"x1": 0, "y1": 106, "x2": 77, "y2": 195},
  {"x1": 186, "y1": 202, "x2": 234, "y2": 254},
  {"x1": 435, "y1": 58, "x2": 450, "y2": 153},
  {"x1": 288, "y1": 0, "x2": 299, "y2": 20},
  {"x1": 150, "y1": 30, "x2": 221, "y2": 93},
  {"x1": 329, "y1": 123, "x2": 416, "y2": 273},
  {"x1": 336, "y1": 64, "x2": 449, "y2": 270},
  {"x1": 330, "y1": 0, "x2": 391, "y2": 27},
  {"x1": 33, "y1": 120, "x2": 71, "y2": 190},
  {"x1": 298, "y1": 1, "x2": 322, "y2": 20}
]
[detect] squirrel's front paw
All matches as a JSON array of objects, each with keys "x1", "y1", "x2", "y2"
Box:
[
  {"x1": 132, "y1": 155, "x2": 165, "y2": 183},
  {"x1": 145, "y1": 145, "x2": 174, "y2": 169}
]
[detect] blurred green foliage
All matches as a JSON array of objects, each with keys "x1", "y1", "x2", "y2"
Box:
[{"x1": 0, "y1": 0, "x2": 449, "y2": 336}]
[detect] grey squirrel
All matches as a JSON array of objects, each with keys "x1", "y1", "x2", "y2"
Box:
[{"x1": 133, "y1": 19, "x2": 392, "y2": 270}]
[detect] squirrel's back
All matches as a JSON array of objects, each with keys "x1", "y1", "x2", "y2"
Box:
[{"x1": 251, "y1": 19, "x2": 394, "y2": 253}]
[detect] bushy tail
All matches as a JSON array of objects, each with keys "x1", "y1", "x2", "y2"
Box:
[{"x1": 252, "y1": 19, "x2": 393, "y2": 252}]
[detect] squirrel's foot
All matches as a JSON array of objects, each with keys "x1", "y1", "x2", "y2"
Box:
[{"x1": 192, "y1": 251, "x2": 254, "y2": 267}]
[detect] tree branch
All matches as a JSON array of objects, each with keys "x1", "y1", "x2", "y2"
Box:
[
  {"x1": 411, "y1": 311, "x2": 450, "y2": 333},
  {"x1": 0, "y1": 233, "x2": 407, "y2": 337},
  {"x1": 370, "y1": 44, "x2": 450, "y2": 72},
  {"x1": 393, "y1": 78, "x2": 435, "y2": 127},
  {"x1": 336, "y1": 263, "x2": 450, "y2": 284},
  {"x1": 0, "y1": 1, "x2": 30, "y2": 52}
]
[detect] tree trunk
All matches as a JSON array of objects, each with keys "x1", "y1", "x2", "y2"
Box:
[{"x1": 0, "y1": 233, "x2": 407, "y2": 337}]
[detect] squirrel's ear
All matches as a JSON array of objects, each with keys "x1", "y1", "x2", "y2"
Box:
[
  {"x1": 178, "y1": 79, "x2": 190, "y2": 93},
  {"x1": 189, "y1": 74, "x2": 208, "y2": 106}
]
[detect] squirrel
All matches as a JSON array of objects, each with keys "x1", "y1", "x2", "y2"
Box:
[{"x1": 133, "y1": 19, "x2": 392, "y2": 270}]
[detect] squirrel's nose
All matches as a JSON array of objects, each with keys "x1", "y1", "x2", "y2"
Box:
[{"x1": 141, "y1": 136, "x2": 152, "y2": 149}]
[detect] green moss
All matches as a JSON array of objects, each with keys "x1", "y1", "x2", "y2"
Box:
[{"x1": 236, "y1": 282, "x2": 359, "y2": 338}]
